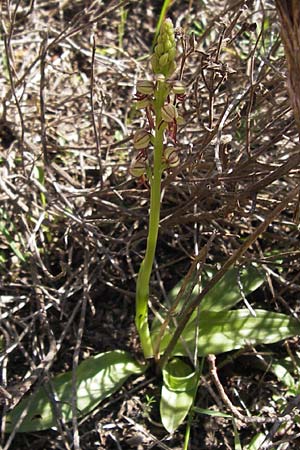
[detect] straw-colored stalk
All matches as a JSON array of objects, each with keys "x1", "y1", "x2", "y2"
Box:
[{"x1": 275, "y1": 1, "x2": 300, "y2": 134}]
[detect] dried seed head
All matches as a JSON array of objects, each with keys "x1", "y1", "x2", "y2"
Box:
[
  {"x1": 133, "y1": 129, "x2": 151, "y2": 149},
  {"x1": 164, "y1": 146, "x2": 180, "y2": 168},
  {"x1": 151, "y1": 19, "x2": 176, "y2": 77},
  {"x1": 161, "y1": 104, "x2": 178, "y2": 123}
]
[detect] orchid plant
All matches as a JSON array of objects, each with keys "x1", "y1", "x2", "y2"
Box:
[
  {"x1": 131, "y1": 19, "x2": 185, "y2": 359},
  {"x1": 5, "y1": 19, "x2": 300, "y2": 444}
]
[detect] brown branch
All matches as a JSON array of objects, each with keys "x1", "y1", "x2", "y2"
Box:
[
  {"x1": 161, "y1": 151, "x2": 300, "y2": 227},
  {"x1": 90, "y1": 35, "x2": 103, "y2": 189},
  {"x1": 208, "y1": 354, "x2": 300, "y2": 425}
]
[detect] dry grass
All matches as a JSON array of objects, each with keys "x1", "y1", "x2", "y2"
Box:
[{"x1": 1, "y1": 0, "x2": 300, "y2": 449}]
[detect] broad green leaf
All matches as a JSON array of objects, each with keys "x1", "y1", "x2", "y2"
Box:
[
  {"x1": 166, "y1": 264, "x2": 265, "y2": 316},
  {"x1": 160, "y1": 358, "x2": 198, "y2": 433},
  {"x1": 270, "y1": 356, "x2": 300, "y2": 395},
  {"x1": 246, "y1": 432, "x2": 271, "y2": 450},
  {"x1": 199, "y1": 265, "x2": 264, "y2": 312},
  {"x1": 193, "y1": 407, "x2": 232, "y2": 418},
  {"x1": 271, "y1": 360, "x2": 296, "y2": 391},
  {"x1": 152, "y1": 264, "x2": 265, "y2": 345},
  {"x1": 6, "y1": 350, "x2": 146, "y2": 433},
  {"x1": 153, "y1": 310, "x2": 300, "y2": 357}
]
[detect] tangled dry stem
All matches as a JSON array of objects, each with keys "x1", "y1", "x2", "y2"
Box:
[{"x1": 1, "y1": 0, "x2": 300, "y2": 449}]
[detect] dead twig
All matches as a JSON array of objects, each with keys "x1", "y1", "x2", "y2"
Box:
[
  {"x1": 275, "y1": 0, "x2": 300, "y2": 134},
  {"x1": 208, "y1": 354, "x2": 300, "y2": 426}
]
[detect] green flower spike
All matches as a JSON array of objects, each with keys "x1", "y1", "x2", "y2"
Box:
[
  {"x1": 151, "y1": 18, "x2": 176, "y2": 78},
  {"x1": 135, "y1": 19, "x2": 179, "y2": 359}
]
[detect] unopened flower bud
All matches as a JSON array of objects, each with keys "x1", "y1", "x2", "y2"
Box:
[
  {"x1": 159, "y1": 53, "x2": 169, "y2": 68},
  {"x1": 151, "y1": 19, "x2": 176, "y2": 77},
  {"x1": 137, "y1": 80, "x2": 155, "y2": 95},
  {"x1": 164, "y1": 38, "x2": 173, "y2": 50},
  {"x1": 161, "y1": 104, "x2": 178, "y2": 123},
  {"x1": 151, "y1": 54, "x2": 160, "y2": 74},
  {"x1": 130, "y1": 158, "x2": 147, "y2": 177},
  {"x1": 155, "y1": 74, "x2": 166, "y2": 83},
  {"x1": 133, "y1": 129, "x2": 150, "y2": 149},
  {"x1": 168, "y1": 47, "x2": 176, "y2": 61},
  {"x1": 164, "y1": 146, "x2": 180, "y2": 168},
  {"x1": 155, "y1": 43, "x2": 164, "y2": 56},
  {"x1": 168, "y1": 61, "x2": 176, "y2": 76}
]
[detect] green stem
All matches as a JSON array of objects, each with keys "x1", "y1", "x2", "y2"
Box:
[{"x1": 135, "y1": 81, "x2": 168, "y2": 359}]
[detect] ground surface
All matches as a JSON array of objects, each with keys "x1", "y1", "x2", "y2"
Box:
[{"x1": 1, "y1": 0, "x2": 300, "y2": 449}]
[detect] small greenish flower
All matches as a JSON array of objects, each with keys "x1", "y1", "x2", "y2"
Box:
[
  {"x1": 133, "y1": 129, "x2": 151, "y2": 149},
  {"x1": 161, "y1": 104, "x2": 178, "y2": 123},
  {"x1": 137, "y1": 80, "x2": 155, "y2": 95},
  {"x1": 130, "y1": 157, "x2": 147, "y2": 177},
  {"x1": 164, "y1": 146, "x2": 180, "y2": 168},
  {"x1": 177, "y1": 115, "x2": 185, "y2": 125},
  {"x1": 135, "y1": 98, "x2": 151, "y2": 110},
  {"x1": 155, "y1": 74, "x2": 166, "y2": 83},
  {"x1": 151, "y1": 18, "x2": 176, "y2": 77},
  {"x1": 172, "y1": 81, "x2": 186, "y2": 95}
]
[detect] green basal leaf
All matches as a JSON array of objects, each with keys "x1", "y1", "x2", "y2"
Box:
[
  {"x1": 232, "y1": 418, "x2": 242, "y2": 450},
  {"x1": 6, "y1": 350, "x2": 146, "y2": 433},
  {"x1": 271, "y1": 360, "x2": 296, "y2": 391},
  {"x1": 246, "y1": 432, "x2": 271, "y2": 450},
  {"x1": 199, "y1": 264, "x2": 265, "y2": 312},
  {"x1": 153, "y1": 309, "x2": 300, "y2": 357},
  {"x1": 193, "y1": 407, "x2": 232, "y2": 418},
  {"x1": 160, "y1": 358, "x2": 198, "y2": 433},
  {"x1": 166, "y1": 264, "x2": 265, "y2": 317},
  {"x1": 269, "y1": 356, "x2": 300, "y2": 395}
]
